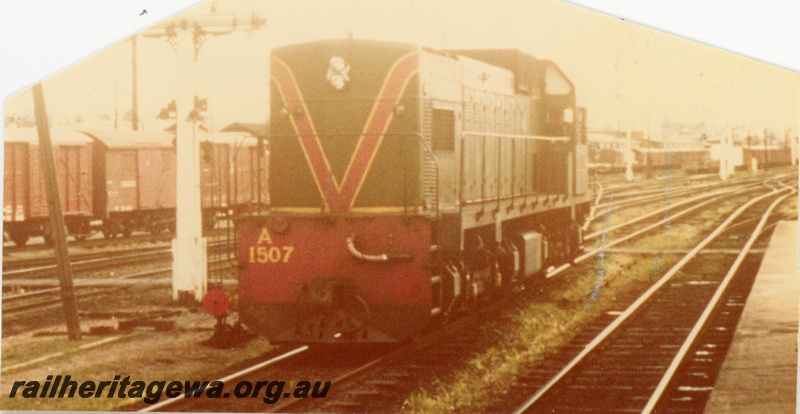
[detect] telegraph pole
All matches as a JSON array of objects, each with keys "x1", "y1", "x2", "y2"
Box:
[
  {"x1": 718, "y1": 132, "x2": 727, "y2": 180},
  {"x1": 131, "y1": 34, "x2": 140, "y2": 131},
  {"x1": 32, "y1": 83, "x2": 82, "y2": 340},
  {"x1": 727, "y1": 129, "x2": 735, "y2": 177},
  {"x1": 142, "y1": 13, "x2": 265, "y2": 302},
  {"x1": 645, "y1": 116, "x2": 652, "y2": 179},
  {"x1": 763, "y1": 127, "x2": 769, "y2": 171}
]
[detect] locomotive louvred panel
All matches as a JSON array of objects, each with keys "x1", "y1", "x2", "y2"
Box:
[{"x1": 421, "y1": 98, "x2": 438, "y2": 209}]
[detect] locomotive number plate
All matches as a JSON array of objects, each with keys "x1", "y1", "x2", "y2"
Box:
[
  {"x1": 248, "y1": 245, "x2": 295, "y2": 264},
  {"x1": 247, "y1": 227, "x2": 295, "y2": 264}
]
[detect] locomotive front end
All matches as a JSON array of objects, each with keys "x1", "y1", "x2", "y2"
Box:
[{"x1": 238, "y1": 40, "x2": 433, "y2": 343}]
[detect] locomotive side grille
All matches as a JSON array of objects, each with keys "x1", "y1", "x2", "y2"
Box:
[{"x1": 422, "y1": 97, "x2": 439, "y2": 211}]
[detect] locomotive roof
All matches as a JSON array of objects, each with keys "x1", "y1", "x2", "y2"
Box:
[
  {"x1": 272, "y1": 39, "x2": 573, "y2": 97},
  {"x1": 79, "y1": 130, "x2": 175, "y2": 148},
  {"x1": 4, "y1": 126, "x2": 93, "y2": 144},
  {"x1": 271, "y1": 38, "x2": 417, "y2": 54}
]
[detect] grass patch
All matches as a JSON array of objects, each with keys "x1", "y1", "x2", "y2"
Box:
[
  {"x1": 402, "y1": 251, "x2": 659, "y2": 412},
  {"x1": 2, "y1": 336, "x2": 100, "y2": 368}
]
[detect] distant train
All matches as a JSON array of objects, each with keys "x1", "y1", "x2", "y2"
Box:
[
  {"x1": 231, "y1": 39, "x2": 592, "y2": 344},
  {"x1": 3, "y1": 127, "x2": 267, "y2": 246},
  {"x1": 587, "y1": 143, "x2": 793, "y2": 174}
]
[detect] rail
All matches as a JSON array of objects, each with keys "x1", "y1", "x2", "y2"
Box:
[
  {"x1": 513, "y1": 183, "x2": 793, "y2": 413},
  {"x1": 642, "y1": 187, "x2": 796, "y2": 413},
  {"x1": 138, "y1": 346, "x2": 309, "y2": 412}
]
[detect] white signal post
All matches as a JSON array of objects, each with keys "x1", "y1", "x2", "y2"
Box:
[
  {"x1": 718, "y1": 132, "x2": 731, "y2": 180},
  {"x1": 712, "y1": 130, "x2": 742, "y2": 181},
  {"x1": 727, "y1": 131, "x2": 736, "y2": 178},
  {"x1": 142, "y1": 14, "x2": 265, "y2": 301},
  {"x1": 625, "y1": 126, "x2": 634, "y2": 182},
  {"x1": 172, "y1": 24, "x2": 207, "y2": 302}
]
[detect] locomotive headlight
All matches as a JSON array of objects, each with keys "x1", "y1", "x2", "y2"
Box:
[
  {"x1": 393, "y1": 104, "x2": 407, "y2": 118},
  {"x1": 326, "y1": 55, "x2": 350, "y2": 91},
  {"x1": 279, "y1": 107, "x2": 290, "y2": 118}
]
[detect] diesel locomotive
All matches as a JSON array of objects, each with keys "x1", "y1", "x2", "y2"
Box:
[{"x1": 234, "y1": 39, "x2": 591, "y2": 343}]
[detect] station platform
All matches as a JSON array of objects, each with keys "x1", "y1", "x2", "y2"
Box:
[{"x1": 705, "y1": 220, "x2": 799, "y2": 414}]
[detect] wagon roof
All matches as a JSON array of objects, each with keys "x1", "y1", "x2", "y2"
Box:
[
  {"x1": 200, "y1": 131, "x2": 260, "y2": 146},
  {"x1": 219, "y1": 122, "x2": 268, "y2": 139},
  {"x1": 79, "y1": 130, "x2": 175, "y2": 148},
  {"x1": 4, "y1": 126, "x2": 93, "y2": 144}
]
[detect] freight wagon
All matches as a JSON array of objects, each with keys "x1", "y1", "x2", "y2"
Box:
[
  {"x1": 3, "y1": 128, "x2": 268, "y2": 245},
  {"x1": 81, "y1": 130, "x2": 179, "y2": 237},
  {"x1": 3, "y1": 127, "x2": 94, "y2": 246},
  {"x1": 83, "y1": 129, "x2": 268, "y2": 238}
]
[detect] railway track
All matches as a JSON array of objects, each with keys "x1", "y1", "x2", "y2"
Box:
[
  {"x1": 1, "y1": 257, "x2": 235, "y2": 317},
  {"x1": 112, "y1": 176, "x2": 795, "y2": 412},
  {"x1": 30, "y1": 174, "x2": 786, "y2": 412},
  {"x1": 2, "y1": 232, "x2": 172, "y2": 254},
  {"x1": 186, "y1": 182, "x2": 795, "y2": 412},
  {"x1": 281, "y1": 180, "x2": 794, "y2": 412},
  {"x1": 593, "y1": 172, "x2": 792, "y2": 213},
  {"x1": 2, "y1": 240, "x2": 230, "y2": 280},
  {"x1": 2, "y1": 226, "x2": 230, "y2": 255},
  {"x1": 583, "y1": 172, "x2": 794, "y2": 242},
  {"x1": 302, "y1": 180, "x2": 792, "y2": 412},
  {"x1": 504, "y1": 185, "x2": 794, "y2": 413}
]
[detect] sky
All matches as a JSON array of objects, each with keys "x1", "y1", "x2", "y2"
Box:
[{"x1": 2, "y1": 0, "x2": 798, "y2": 140}]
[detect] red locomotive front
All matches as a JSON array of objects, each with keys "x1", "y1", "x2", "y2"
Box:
[{"x1": 237, "y1": 215, "x2": 432, "y2": 342}]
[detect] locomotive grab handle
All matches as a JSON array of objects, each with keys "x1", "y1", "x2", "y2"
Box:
[{"x1": 346, "y1": 234, "x2": 414, "y2": 262}]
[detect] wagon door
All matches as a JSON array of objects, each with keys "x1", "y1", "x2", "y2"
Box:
[
  {"x1": 106, "y1": 149, "x2": 140, "y2": 212},
  {"x1": 216, "y1": 143, "x2": 231, "y2": 209},
  {"x1": 56, "y1": 145, "x2": 93, "y2": 216},
  {"x1": 138, "y1": 148, "x2": 173, "y2": 210},
  {"x1": 3, "y1": 143, "x2": 29, "y2": 222},
  {"x1": 234, "y1": 145, "x2": 252, "y2": 208}
]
